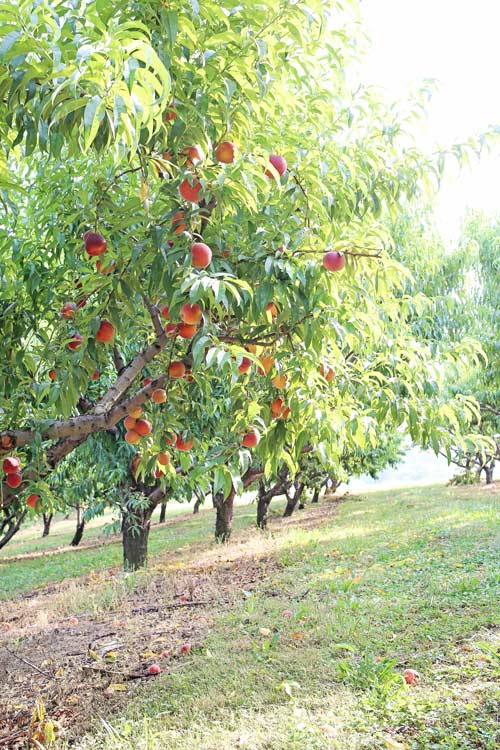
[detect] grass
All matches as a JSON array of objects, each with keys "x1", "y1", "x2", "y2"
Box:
[
  {"x1": 4, "y1": 483, "x2": 500, "y2": 749},
  {"x1": 0, "y1": 501, "x2": 261, "y2": 600}
]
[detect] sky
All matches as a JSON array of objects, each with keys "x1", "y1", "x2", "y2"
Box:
[{"x1": 360, "y1": 0, "x2": 500, "y2": 243}]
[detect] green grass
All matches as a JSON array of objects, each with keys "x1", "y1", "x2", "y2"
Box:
[
  {"x1": 71, "y1": 483, "x2": 500, "y2": 750},
  {"x1": 0, "y1": 502, "x2": 260, "y2": 600}
]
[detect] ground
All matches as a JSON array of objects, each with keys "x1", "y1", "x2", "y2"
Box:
[{"x1": 1, "y1": 483, "x2": 500, "y2": 749}]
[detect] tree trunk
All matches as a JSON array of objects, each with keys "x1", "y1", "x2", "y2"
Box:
[
  {"x1": 159, "y1": 503, "x2": 167, "y2": 523},
  {"x1": 484, "y1": 462, "x2": 494, "y2": 484},
  {"x1": 0, "y1": 509, "x2": 26, "y2": 550},
  {"x1": 214, "y1": 487, "x2": 235, "y2": 542},
  {"x1": 283, "y1": 480, "x2": 304, "y2": 517},
  {"x1": 257, "y1": 481, "x2": 272, "y2": 529},
  {"x1": 193, "y1": 493, "x2": 202, "y2": 514},
  {"x1": 71, "y1": 518, "x2": 85, "y2": 546},
  {"x1": 122, "y1": 504, "x2": 154, "y2": 570},
  {"x1": 311, "y1": 488, "x2": 320, "y2": 504},
  {"x1": 42, "y1": 512, "x2": 53, "y2": 537}
]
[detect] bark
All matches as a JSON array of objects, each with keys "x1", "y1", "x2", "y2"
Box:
[
  {"x1": 213, "y1": 487, "x2": 235, "y2": 542},
  {"x1": 71, "y1": 519, "x2": 85, "y2": 546},
  {"x1": 484, "y1": 463, "x2": 494, "y2": 484},
  {"x1": 159, "y1": 503, "x2": 167, "y2": 523},
  {"x1": 193, "y1": 494, "x2": 202, "y2": 514},
  {"x1": 122, "y1": 504, "x2": 155, "y2": 570},
  {"x1": 257, "y1": 487, "x2": 272, "y2": 529},
  {"x1": 0, "y1": 508, "x2": 26, "y2": 550},
  {"x1": 311, "y1": 488, "x2": 320, "y2": 504},
  {"x1": 283, "y1": 479, "x2": 305, "y2": 518},
  {"x1": 42, "y1": 513, "x2": 53, "y2": 537}
]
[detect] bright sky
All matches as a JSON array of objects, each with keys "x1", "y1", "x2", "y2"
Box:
[{"x1": 360, "y1": 0, "x2": 500, "y2": 243}]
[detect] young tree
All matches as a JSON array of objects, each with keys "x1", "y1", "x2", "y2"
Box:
[{"x1": 0, "y1": 0, "x2": 484, "y2": 567}]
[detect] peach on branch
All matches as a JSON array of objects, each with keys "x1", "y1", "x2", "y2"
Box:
[
  {"x1": 323, "y1": 251, "x2": 345, "y2": 272},
  {"x1": 319, "y1": 364, "x2": 335, "y2": 382},
  {"x1": 165, "y1": 323, "x2": 178, "y2": 337},
  {"x1": 242, "y1": 430, "x2": 260, "y2": 448},
  {"x1": 91, "y1": 369, "x2": 100, "y2": 381},
  {"x1": 3, "y1": 456, "x2": 20, "y2": 474},
  {"x1": 265, "y1": 154, "x2": 287, "y2": 178},
  {"x1": 272, "y1": 373, "x2": 287, "y2": 389},
  {"x1": 270, "y1": 398, "x2": 284, "y2": 417},
  {"x1": 125, "y1": 430, "x2": 141, "y2": 445},
  {"x1": 96, "y1": 319, "x2": 115, "y2": 344},
  {"x1": 68, "y1": 332, "x2": 83, "y2": 350},
  {"x1": 165, "y1": 101, "x2": 177, "y2": 121},
  {"x1": 142, "y1": 377, "x2": 153, "y2": 387},
  {"x1": 191, "y1": 242, "x2": 212, "y2": 268},
  {"x1": 171, "y1": 211, "x2": 187, "y2": 235},
  {"x1": 183, "y1": 145, "x2": 204, "y2": 165},
  {"x1": 176, "y1": 436, "x2": 193, "y2": 452},
  {"x1": 61, "y1": 302, "x2": 77, "y2": 319},
  {"x1": 215, "y1": 141, "x2": 236, "y2": 164},
  {"x1": 123, "y1": 416, "x2": 137, "y2": 431},
  {"x1": 179, "y1": 178, "x2": 202, "y2": 203},
  {"x1": 128, "y1": 406, "x2": 142, "y2": 419},
  {"x1": 178, "y1": 323, "x2": 197, "y2": 339},
  {"x1": 259, "y1": 355, "x2": 275, "y2": 375},
  {"x1": 160, "y1": 305, "x2": 170, "y2": 320},
  {"x1": 6, "y1": 472, "x2": 22, "y2": 489},
  {"x1": 135, "y1": 419, "x2": 152, "y2": 436},
  {"x1": 152, "y1": 388, "x2": 167, "y2": 404},
  {"x1": 26, "y1": 494, "x2": 40, "y2": 509},
  {"x1": 96, "y1": 259, "x2": 116, "y2": 274},
  {"x1": 48, "y1": 369, "x2": 57, "y2": 381},
  {"x1": 83, "y1": 230, "x2": 107, "y2": 257},
  {"x1": 0, "y1": 435, "x2": 13, "y2": 450},
  {"x1": 238, "y1": 357, "x2": 252, "y2": 375},
  {"x1": 265, "y1": 302, "x2": 278, "y2": 318},
  {"x1": 181, "y1": 303, "x2": 202, "y2": 325},
  {"x1": 157, "y1": 451, "x2": 171, "y2": 466},
  {"x1": 169, "y1": 361, "x2": 186, "y2": 379}
]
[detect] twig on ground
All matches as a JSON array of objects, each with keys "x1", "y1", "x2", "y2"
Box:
[{"x1": 3, "y1": 647, "x2": 53, "y2": 678}]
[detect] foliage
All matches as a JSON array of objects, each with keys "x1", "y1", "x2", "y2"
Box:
[{"x1": 0, "y1": 0, "x2": 488, "y2": 553}]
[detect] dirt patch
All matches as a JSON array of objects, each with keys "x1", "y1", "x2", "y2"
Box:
[{"x1": 0, "y1": 497, "x2": 341, "y2": 748}]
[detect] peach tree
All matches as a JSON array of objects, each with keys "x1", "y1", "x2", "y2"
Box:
[{"x1": 0, "y1": 0, "x2": 483, "y2": 566}]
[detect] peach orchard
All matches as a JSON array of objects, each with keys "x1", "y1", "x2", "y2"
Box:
[{"x1": 0, "y1": 0, "x2": 484, "y2": 568}]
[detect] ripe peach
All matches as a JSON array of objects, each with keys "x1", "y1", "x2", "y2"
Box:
[
  {"x1": 183, "y1": 145, "x2": 204, "y2": 165},
  {"x1": 165, "y1": 323, "x2": 178, "y2": 337},
  {"x1": 265, "y1": 302, "x2": 278, "y2": 318},
  {"x1": 271, "y1": 398, "x2": 284, "y2": 417},
  {"x1": 323, "y1": 251, "x2": 346, "y2": 272},
  {"x1": 142, "y1": 377, "x2": 153, "y2": 387},
  {"x1": 148, "y1": 664, "x2": 161, "y2": 675},
  {"x1": 2, "y1": 457, "x2": 20, "y2": 474},
  {"x1": 178, "y1": 323, "x2": 197, "y2": 339},
  {"x1": 123, "y1": 416, "x2": 137, "y2": 431},
  {"x1": 265, "y1": 154, "x2": 287, "y2": 178},
  {"x1": 157, "y1": 451, "x2": 171, "y2": 466},
  {"x1": 6, "y1": 472, "x2": 22, "y2": 489},
  {"x1": 215, "y1": 141, "x2": 236, "y2": 164},
  {"x1": 61, "y1": 302, "x2": 77, "y2": 319},
  {"x1": 83, "y1": 230, "x2": 107, "y2": 256},
  {"x1": 259, "y1": 355, "x2": 275, "y2": 375},
  {"x1": 161, "y1": 650, "x2": 171, "y2": 658},
  {"x1": 238, "y1": 357, "x2": 252, "y2": 375},
  {"x1": 179, "y1": 178, "x2": 202, "y2": 203},
  {"x1": 48, "y1": 369, "x2": 57, "y2": 381},
  {"x1": 181, "y1": 303, "x2": 202, "y2": 325},
  {"x1": 176, "y1": 436, "x2": 193, "y2": 452},
  {"x1": 165, "y1": 432, "x2": 176, "y2": 446},
  {"x1": 68, "y1": 332, "x2": 83, "y2": 350},
  {"x1": 160, "y1": 305, "x2": 170, "y2": 320},
  {"x1": 242, "y1": 430, "x2": 259, "y2": 448},
  {"x1": 154, "y1": 468, "x2": 165, "y2": 479},
  {"x1": 191, "y1": 242, "x2": 212, "y2": 268},
  {"x1": 131, "y1": 454, "x2": 141, "y2": 477},
  {"x1": 171, "y1": 211, "x2": 186, "y2": 235},
  {"x1": 125, "y1": 430, "x2": 140, "y2": 444},
  {"x1": 320, "y1": 365, "x2": 335, "y2": 382},
  {"x1": 0, "y1": 435, "x2": 13, "y2": 449},
  {"x1": 91, "y1": 369, "x2": 100, "y2": 381},
  {"x1": 96, "y1": 319, "x2": 115, "y2": 344},
  {"x1": 403, "y1": 669, "x2": 420, "y2": 685},
  {"x1": 281, "y1": 406, "x2": 291, "y2": 419},
  {"x1": 181, "y1": 643, "x2": 191, "y2": 653},
  {"x1": 135, "y1": 419, "x2": 152, "y2": 436},
  {"x1": 165, "y1": 101, "x2": 177, "y2": 121},
  {"x1": 26, "y1": 494, "x2": 40, "y2": 509},
  {"x1": 129, "y1": 406, "x2": 142, "y2": 419},
  {"x1": 152, "y1": 388, "x2": 167, "y2": 404},
  {"x1": 272, "y1": 373, "x2": 287, "y2": 389},
  {"x1": 169, "y1": 361, "x2": 186, "y2": 378}
]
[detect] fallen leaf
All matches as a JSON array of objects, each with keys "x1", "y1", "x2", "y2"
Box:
[
  {"x1": 259, "y1": 628, "x2": 271, "y2": 637},
  {"x1": 384, "y1": 737, "x2": 407, "y2": 749}
]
